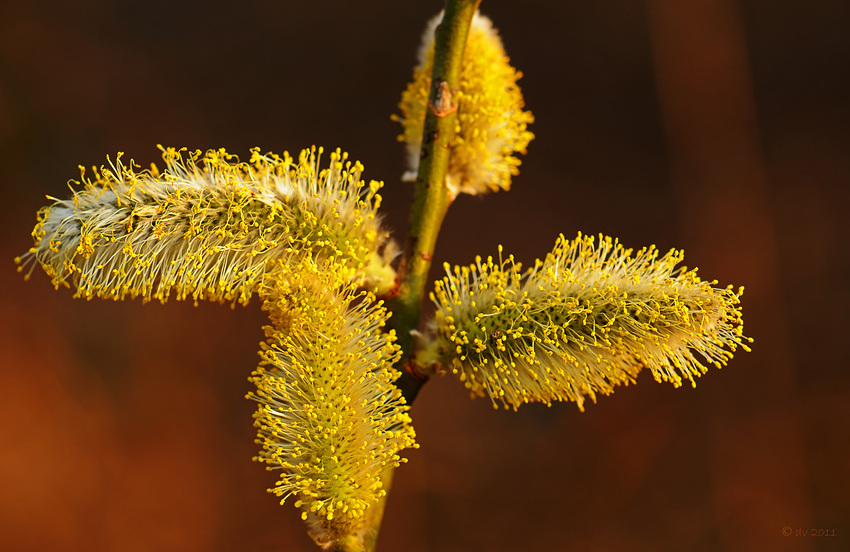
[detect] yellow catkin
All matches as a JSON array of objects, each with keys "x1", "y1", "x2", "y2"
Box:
[
  {"x1": 248, "y1": 259, "x2": 417, "y2": 548},
  {"x1": 425, "y1": 233, "x2": 751, "y2": 411},
  {"x1": 393, "y1": 11, "x2": 534, "y2": 197},
  {"x1": 17, "y1": 146, "x2": 398, "y2": 304}
]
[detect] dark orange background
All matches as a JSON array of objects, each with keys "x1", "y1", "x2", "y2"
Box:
[{"x1": 1, "y1": 1, "x2": 848, "y2": 551}]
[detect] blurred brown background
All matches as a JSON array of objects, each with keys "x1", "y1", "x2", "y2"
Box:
[{"x1": 1, "y1": 1, "x2": 848, "y2": 551}]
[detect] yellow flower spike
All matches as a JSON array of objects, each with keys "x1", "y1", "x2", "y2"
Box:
[
  {"x1": 17, "y1": 146, "x2": 398, "y2": 304},
  {"x1": 248, "y1": 259, "x2": 418, "y2": 548},
  {"x1": 424, "y1": 233, "x2": 751, "y2": 411},
  {"x1": 393, "y1": 11, "x2": 534, "y2": 198}
]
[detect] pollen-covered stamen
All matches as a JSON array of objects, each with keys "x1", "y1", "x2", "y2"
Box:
[
  {"x1": 248, "y1": 260, "x2": 417, "y2": 548},
  {"x1": 19, "y1": 146, "x2": 397, "y2": 304},
  {"x1": 426, "y1": 233, "x2": 751, "y2": 411}
]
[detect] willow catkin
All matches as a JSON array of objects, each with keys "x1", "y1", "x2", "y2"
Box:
[
  {"x1": 393, "y1": 10, "x2": 534, "y2": 197},
  {"x1": 249, "y1": 259, "x2": 417, "y2": 548},
  {"x1": 17, "y1": 146, "x2": 397, "y2": 304},
  {"x1": 426, "y1": 233, "x2": 750, "y2": 411}
]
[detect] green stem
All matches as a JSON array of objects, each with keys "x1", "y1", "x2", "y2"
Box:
[
  {"x1": 391, "y1": 0, "x2": 481, "y2": 405},
  {"x1": 340, "y1": 2, "x2": 481, "y2": 551}
]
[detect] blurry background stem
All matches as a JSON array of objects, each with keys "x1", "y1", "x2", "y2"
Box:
[
  {"x1": 338, "y1": 1, "x2": 481, "y2": 550},
  {"x1": 646, "y1": 0, "x2": 812, "y2": 548}
]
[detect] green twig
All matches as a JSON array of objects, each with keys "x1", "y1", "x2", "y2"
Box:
[
  {"x1": 391, "y1": 0, "x2": 481, "y2": 405},
  {"x1": 337, "y1": 2, "x2": 481, "y2": 550}
]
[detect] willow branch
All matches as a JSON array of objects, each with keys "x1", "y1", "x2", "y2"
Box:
[
  {"x1": 338, "y1": 3, "x2": 481, "y2": 551},
  {"x1": 390, "y1": 0, "x2": 481, "y2": 405}
]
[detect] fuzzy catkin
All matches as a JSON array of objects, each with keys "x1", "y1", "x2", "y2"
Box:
[
  {"x1": 393, "y1": 11, "x2": 534, "y2": 197},
  {"x1": 18, "y1": 146, "x2": 397, "y2": 304},
  {"x1": 249, "y1": 260, "x2": 417, "y2": 548},
  {"x1": 426, "y1": 233, "x2": 750, "y2": 411}
]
